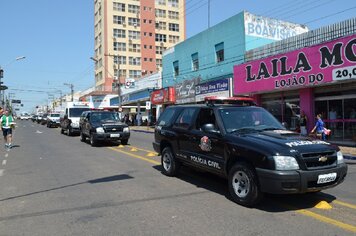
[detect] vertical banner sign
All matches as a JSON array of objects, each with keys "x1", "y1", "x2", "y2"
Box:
[
  {"x1": 234, "y1": 34, "x2": 356, "y2": 95},
  {"x1": 145, "y1": 101, "x2": 151, "y2": 110}
]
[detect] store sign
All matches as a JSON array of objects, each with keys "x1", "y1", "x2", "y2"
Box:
[
  {"x1": 145, "y1": 101, "x2": 151, "y2": 110},
  {"x1": 234, "y1": 34, "x2": 356, "y2": 94},
  {"x1": 150, "y1": 87, "x2": 176, "y2": 105},
  {"x1": 244, "y1": 12, "x2": 308, "y2": 41},
  {"x1": 195, "y1": 78, "x2": 230, "y2": 102},
  {"x1": 175, "y1": 77, "x2": 200, "y2": 104},
  {"x1": 125, "y1": 78, "x2": 135, "y2": 89}
]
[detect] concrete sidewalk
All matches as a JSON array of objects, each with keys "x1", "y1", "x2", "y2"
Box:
[{"x1": 129, "y1": 126, "x2": 356, "y2": 162}]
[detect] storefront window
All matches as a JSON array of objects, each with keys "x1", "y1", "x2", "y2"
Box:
[
  {"x1": 315, "y1": 97, "x2": 356, "y2": 142},
  {"x1": 262, "y1": 99, "x2": 300, "y2": 130}
]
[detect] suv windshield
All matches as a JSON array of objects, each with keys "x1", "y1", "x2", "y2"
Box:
[
  {"x1": 69, "y1": 108, "x2": 90, "y2": 117},
  {"x1": 91, "y1": 112, "x2": 119, "y2": 122},
  {"x1": 50, "y1": 114, "x2": 60, "y2": 117},
  {"x1": 218, "y1": 107, "x2": 284, "y2": 133}
]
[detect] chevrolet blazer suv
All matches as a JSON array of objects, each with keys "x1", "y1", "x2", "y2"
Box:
[
  {"x1": 79, "y1": 111, "x2": 130, "y2": 146},
  {"x1": 153, "y1": 102, "x2": 347, "y2": 207}
]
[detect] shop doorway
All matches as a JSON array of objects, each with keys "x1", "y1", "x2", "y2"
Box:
[{"x1": 315, "y1": 97, "x2": 356, "y2": 142}]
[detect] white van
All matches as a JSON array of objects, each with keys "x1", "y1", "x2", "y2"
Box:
[{"x1": 60, "y1": 102, "x2": 91, "y2": 135}]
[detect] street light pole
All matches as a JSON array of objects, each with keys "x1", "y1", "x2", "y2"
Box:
[
  {"x1": 64, "y1": 83, "x2": 74, "y2": 102},
  {"x1": 0, "y1": 56, "x2": 26, "y2": 107}
]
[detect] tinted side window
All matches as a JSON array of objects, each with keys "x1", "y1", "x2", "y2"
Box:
[
  {"x1": 157, "y1": 107, "x2": 179, "y2": 127},
  {"x1": 195, "y1": 108, "x2": 217, "y2": 130},
  {"x1": 174, "y1": 108, "x2": 196, "y2": 129}
]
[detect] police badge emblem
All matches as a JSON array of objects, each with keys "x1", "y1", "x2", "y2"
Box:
[{"x1": 199, "y1": 136, "x2": 212, "y2": 152}]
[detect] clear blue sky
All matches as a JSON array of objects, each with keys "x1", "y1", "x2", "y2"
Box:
[{"x1": 0, "y1": 0, "x2": 355, "y2": 113}]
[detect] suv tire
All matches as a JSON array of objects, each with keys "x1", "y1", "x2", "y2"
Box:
[
  {"x1": 90, "y1": 133, "x2": 98, "y2": 147},
  {"x1": 80, "y1": 132, "x2": 86, "y2": 142},
  {"x1": 121, "y1": 139, "x2": 128, "y2": 145},
  {"x1": 161, "y1": 147, "x2": 180, "y2": 176},
  {"x1": 60, "y1": 128, "x2": 64, "y2": 134},
  {"x1": 67, "y1": 127, "x2": 73, "y2": 136},
  {"x1": 228, "y1": 162, "x2": 262, "y2": 207}
]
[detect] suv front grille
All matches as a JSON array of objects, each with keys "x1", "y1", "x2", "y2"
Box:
[
  {"x1": 103, "y1": 126, "x2": 123, "y2": 133},
  {"x1": 301, "y1": 151, "x2": 337, "y2": 170}
]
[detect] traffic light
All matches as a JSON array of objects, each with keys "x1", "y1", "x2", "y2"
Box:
[{"x1": 0, "y1": 68, "x2": 3, "y2": 78}]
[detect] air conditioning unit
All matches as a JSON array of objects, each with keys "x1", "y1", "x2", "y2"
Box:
[
  {"x1": 122, "y1": 23, "x2": 126, "y2": 27},
  {"x1": 129, "y1": 39, "x2": 133, "y2": 43}
]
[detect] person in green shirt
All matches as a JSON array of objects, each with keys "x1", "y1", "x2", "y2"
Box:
[{"x1": 1, "y1": 110, "x2": 14, "y2": 149}]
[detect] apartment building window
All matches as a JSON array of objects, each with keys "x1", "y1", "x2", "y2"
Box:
[
  {"x1": 128, "y1": 17, "x2": 140, "y2": 27},
  {"x1": 129, "y1": 57, "x2": 141, "y2": 66},
  {"x1": 129, "y1": 70, "x2": 141, "y2": 78},
  {"x1": 169, "y1": 35, "x2": 180, "y2": 43},
  {"x1": 155, "y1": 34, "x2": 167, "y2": 42},
  {"x1": 155, "y1": 21, "x2": 166, "y2": 30},
  {"x1": 128, "y1": 30, "x2": 141, "y2": 40},
  {"x1": 169, "y1": 23, "x2": 179, "y2": 32},
  {"x1": 155, "y1": 9, "x2": 166, "y2": 18},
  {"x1": 113, "y1": 29, "x2": 126, "y2": 38},
  {"x1": 191, "y1": 53, "x2": 199, "y2": 71},
  {"x1": 215, "y1": 42, "x2": 224, "y2": 63},
  {"x1": 114, "y1": 56, "x2": 126, "y2": 65},
  {"x1": 155, "y1": 46, "x2": 166, "y2": 55},
  {"x1": 156, "y1": 59, "x2": 162, "y2": 68},
  {"x1": 168, "y1": 0, "x2": 179, "y2": 8},
  {"x1": 128, "y1": 4, "x2": 140, "y2": 14},
  {"x1": 113, "y1": 2, "x2": 125, "y2": 12},
  {"x1": 114, "y1": 69, "x2": 127, "y2": 78},
  {"x1": 129, "y1": 43, "x2": 141, "y2": 52},
  {"x1": 113, "y1": 15, "x2": 125, "y2": 25},
  {"x1": 168, "y1": 11, "x2": 179, "y2": 20},
  {"x1": 173, "y1": 61, "x2": 179, "y2": 76},
  {"x1": 113, "y1": 42, "x2": 126, "y2": 51},
  {"x1": 155, "y1": 0, "x2": 166, "y2": 5}
]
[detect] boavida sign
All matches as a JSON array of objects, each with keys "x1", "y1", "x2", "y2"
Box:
[{"x1": 234, "y1": 34, "x2": 356, "y2": 94}]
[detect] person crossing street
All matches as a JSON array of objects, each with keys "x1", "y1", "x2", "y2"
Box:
[{"x1": 1, "y1": 109, "x2": 15, "y2": 149}]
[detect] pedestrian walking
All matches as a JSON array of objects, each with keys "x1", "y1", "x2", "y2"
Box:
[
  {"x1": 1, "y1": 110, "x2": 15, "y2": 149},
  {"x1": 311, "y1": 114, "x2": 325, "y2": 140},
  {"x1": 299, "y1": 111, "x2": 308, "y2": 136}
]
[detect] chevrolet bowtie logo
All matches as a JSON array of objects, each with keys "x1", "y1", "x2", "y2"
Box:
[
  {"x1": 318, "y1": 156, "x2": 328, "y2": 162},
  {"x1": 112, "y1": 128, "x2": 116, "y2": 131}
]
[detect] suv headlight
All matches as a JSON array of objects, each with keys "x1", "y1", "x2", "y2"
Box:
[
  {"x1": 336, "y1": 151, "x2": 344, "y2": 164},
  {"x1": 123, "y1": 127, "x2": 130, "y2": 133},
  {"x1": 273, "y1": 155, "x2": 299, "y2": 170},
  {"x1": 96, "y1": 127, "x2": 105, "y2": 133},
  {"x1": 70, "y1": 122, "x2": 79, "y2": 128}
]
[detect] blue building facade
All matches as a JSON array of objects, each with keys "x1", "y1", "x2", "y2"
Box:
[{"x1": 162, "y1": 11, "x2": 308, "y2": 103}]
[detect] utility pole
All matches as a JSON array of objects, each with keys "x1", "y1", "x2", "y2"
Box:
[{"x1": 64, "y1": 83, "x2": 74, "y2": 102}]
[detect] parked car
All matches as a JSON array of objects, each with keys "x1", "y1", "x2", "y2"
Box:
[
  {"x1": 36, "y1": 114, "x2": 43, "y2": 123},
  {"x1": 79, "y1": 110, "x2": 130, "y2": 146},
  {"x1": 153, "y1": 98, "x2": 347, "y2": 207},
  {"x1": 47, "y1": 113, "x2": 61, "y2": 128},
  {"x1": 40, "y1": 114, "x2": 48, "y2": 125},
  {"x1": 19, "y1": 112, "x2": 31, "y2": 120},
  {"x1": 31, "y1": 115, "x2": 38, "y2": 122},
  {"x1": 60, "y1": 102, "x2": 91, "y2": 136}
]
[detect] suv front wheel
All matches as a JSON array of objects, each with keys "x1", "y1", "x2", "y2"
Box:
[
  {"x1": 228, "y1": 162, "x2": 262, "y2": 207},
  {"x1": 161, "y1": 147, "x2": 180, "y2": 176}
]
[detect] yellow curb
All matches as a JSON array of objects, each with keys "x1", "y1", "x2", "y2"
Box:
[
  {"x1": 130, "y1": 148, "x2": 138, "y2": 152},
  {"x1": 118, "y1": 145, "x2": 125, "y2": 148}
]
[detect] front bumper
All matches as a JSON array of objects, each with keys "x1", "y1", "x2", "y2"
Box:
[
  {"x1": 48, "y1": 120, "x2": 60, "y2": 126},
  {"x1": 153, "y1": 141, "x2": 160, "y2": 154},
  {"x1": 93, "y1": 132, "x2": 130, "y2": 141},
  {"x1": 256, "y1": 163, "x2": 348, "y2": 194}
]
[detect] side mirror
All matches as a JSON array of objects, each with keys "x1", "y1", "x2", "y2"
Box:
[{"x1": 201, "y1": 123, "x2": 220, "y2": 134}]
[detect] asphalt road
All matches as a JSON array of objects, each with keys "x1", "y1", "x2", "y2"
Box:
[{"x1": 0, "y1": 120, "x2": 355, "y2": 236}]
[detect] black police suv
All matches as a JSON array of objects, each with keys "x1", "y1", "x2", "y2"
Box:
[
  {"x1": 79, "y1": 110, "x2": 130, "y2": 146},
  {"x1": 153, "y1": 101, "x2": 348, "y2": 207}
]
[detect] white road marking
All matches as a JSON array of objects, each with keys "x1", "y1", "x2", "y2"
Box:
[
  {"x1": 2, "y1": 160, "x2": 6, "y2": 166},
  {"x1": 0, "y1": 169, "x2": 4, "y2": 176},
  {"x1": 31, "y1": 125, "x2": 34, "y2": 127},
  {"x1": 5, "y1": 153, "x2": 8, "y2": 158},
  {"x1": 36, "y1": 130, "x2": 42, "y2": 134}
]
